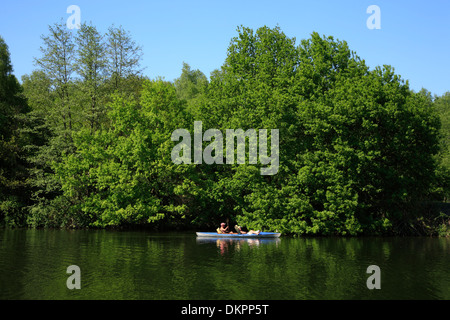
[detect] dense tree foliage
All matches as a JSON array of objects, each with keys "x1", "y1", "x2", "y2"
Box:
[
  {"x1": 194, "y1": 27, "x2": 443, "y2": 235},
  {"x1": 0, "y1": 36, "x2": 30, "y2": 226},
  {"x1": 432, "y1": 92, "x2": 450, "y2": 201},
  {"x1": 0, "y1": 24, "x2": 448, "y2": 235}
]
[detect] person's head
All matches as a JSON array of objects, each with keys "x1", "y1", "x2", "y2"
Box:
[{"x1": 221, "y1": 223, "x2": 226, "y2": 227}]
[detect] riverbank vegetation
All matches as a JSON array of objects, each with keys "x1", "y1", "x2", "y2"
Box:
[{"x1": 0, "y1": 23, "x2": 449, "y2": 236}]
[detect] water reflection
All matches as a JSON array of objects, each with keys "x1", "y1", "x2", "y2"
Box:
[
  {"x1": 0, "y1": 230, "x2": 449, "y2": 299},
  {"x1": 196, "y1": 237, "x2": 281, "y2": 256}
]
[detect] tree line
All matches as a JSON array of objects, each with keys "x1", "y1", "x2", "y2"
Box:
[{"x1": 0, "y1": 23, "x2": 449, "y2": 235}]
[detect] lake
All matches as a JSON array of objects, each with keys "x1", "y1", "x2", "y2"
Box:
[{"x1": 0, "y1": 229, "x2": 449, "y2": 300}]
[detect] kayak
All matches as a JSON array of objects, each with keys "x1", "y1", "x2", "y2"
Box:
[
  {"x1": 196, "y1": 237, "x2": 280, "y2": 245},
  {"x1": 196, "y1": 232, "x2": 281, "y2": 238}
]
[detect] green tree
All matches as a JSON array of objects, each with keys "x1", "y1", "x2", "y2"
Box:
[
  {"x1": 53, "y1": 80, "x2": 193, "y2": 227},
  {"x1": 200, "y1": 26, "x2": 441, "y2": 235},
  {"x1": 18, "y1": 23, "x2": 444, "y2": 235},
  {"x1": 0, "y1": 35, "x2": 30, "y2": 227},
  {"x1": 106, "y1": 25, "x2": 144, "y2": 94},
  {"x1": 433, "y1": 92, "x2": 450, "y2": 201},
  {"x1": 35, "y1": 21, "x2": 76, "y2": 134},
  {"x1": 24, "y1": 22, "x2": 79, "y2": 227},
  {"x1": 174, "y1": 62, "x2": 208, "y2": 112},
  {"x1": 75, "y1": 23, "x2": 108, "y2": 132},
  {"x1": 22, "y1": 21, "x2": 147, "y2": 227}
]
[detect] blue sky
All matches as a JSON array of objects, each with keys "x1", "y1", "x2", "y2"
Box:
[{"x1": 1, "y1": 0, "x2": 449, "y2": 95}]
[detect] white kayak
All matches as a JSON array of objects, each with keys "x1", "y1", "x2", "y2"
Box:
[{"x1": 196, "y1": 232, "x2": 281, "y2": 238}]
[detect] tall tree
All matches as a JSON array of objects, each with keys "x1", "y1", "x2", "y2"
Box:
[
  {"x1": 25, "y1": 22, "x2": 79, "y2": 228},
  {"x1": 75, "y1": 23, "x2": 108, "y2": 132},
  {"x1": 433, "y1": 92, "x2": 450, "y2": 201},
  {"x1": 106, "y1": 25, "x2": 144, "y2": 92},
  {"x1": 174, "y1": 62, "x2": 208, "y2": 119},
  {"x1": 434, "y1": 92, "x2": 450, "y2": 169},
  {"x1": 174, "y1": 62, "x2": 208, "y2": 101},
  {"x1": 35, "y1": 21, "x2": 75, "y2": 134},
  {"x1": 0, "y1": 35, "x2": 30, "y2": 226},
  {"x1": 21, "y1": 70, "x2": 66, "y2": 228}
]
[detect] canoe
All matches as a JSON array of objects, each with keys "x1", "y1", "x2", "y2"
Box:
[
  {"x1": 196, "y1": 232, "x2": 281, "y2": 238},
  {"x1": 196, "y1": 237, "x2": 280, "y2": 245}
]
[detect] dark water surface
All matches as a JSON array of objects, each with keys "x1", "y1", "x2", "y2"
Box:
[{"x1": 0, "y1": 229, "x2": 449, "y2": 300}]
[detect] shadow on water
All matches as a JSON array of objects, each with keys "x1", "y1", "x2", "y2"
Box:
[{"x1": 0, "y1": 229, "x2": 449, "y2": 299}]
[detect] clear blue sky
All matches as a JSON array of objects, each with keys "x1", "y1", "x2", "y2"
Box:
[{"x1": 1, "y1": 0, "x2": 449, "y2": 95}]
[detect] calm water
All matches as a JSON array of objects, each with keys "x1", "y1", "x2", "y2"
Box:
[{"x1": 0, "y1": 229, "x2": 449, "y2": 300}]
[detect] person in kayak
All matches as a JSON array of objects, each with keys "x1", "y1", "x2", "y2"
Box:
[
  {"x1": 217, "y1": 223, "x2": 237, "y2": 234},
  {"x1": 235, "y1": 225, "x2": 260, "y2": 235}
]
